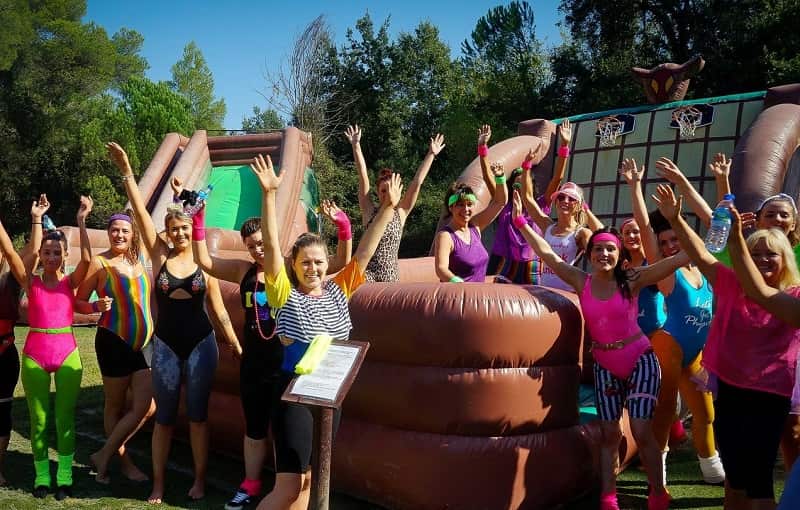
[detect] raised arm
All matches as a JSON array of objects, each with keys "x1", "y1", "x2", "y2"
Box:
[
  {"x1": 352, "y1": 174, "x2": 402, "y2": 272},
  {"x1": 0, "y1": 217, "x2": 28, "y2": 288},
  {"x1": 320, "y1": 199, "x2": 352, "y2": 274},
  {"x1": 472, "y1": 163, "x2": 509, "y2": 231},
  {"x1": 345, "y1": 125, "x2": 375, "y2": 226},
  {"x1": 655, "y1": 157, "x2": 712, "y2": 227},
  {"x1": 25, "y1": 194, "x2": 50, "y2": 270},
  {"x1": 477, "y1": 125, "x2": 495, "y2": 195},
  {"x1": 204, "y1": 275, "x2": 243, "y2": 357},
  {"x1": 653, "y1": 184, "x2": 719, "y2": 285},
  {"x1": 190, "y1": 205, "x2": 251, "y2": 284},
  {"x1": 620, "y1": 158, "x2": 661, "y2": 262},
  {"x1": 512, "y1": 191, "x2": 585, "y2": 290},
  {"x1": 520, "y1": 147, "x2": 553, "y2": 232},
  {"x1": 68, "y1": 196, "x2": 94, "y2": 289},
  {"x1": 708, "y1": 153, "x2": 732, "y2": 204},
  {"x1": 250, "y1": 154, "x2": 283, "y2": 279},
  {"x1": 106, "y1": 142, "x2": 163, "y2": 260},
  {"x1": 543, "y1": 119, "x2": 572, "y2": 199},
  {"x1": 583, "y1": 206, "x2": 604, "y2": 232},
  {"x1": 397, "y1": 133, "x2": 444, "y2": 218},
  {"x1": 727, "y1": 207, "x2": 800, "y2": 327}
]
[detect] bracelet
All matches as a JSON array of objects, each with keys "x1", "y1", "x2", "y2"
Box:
[
  {"x1": 521, "y1": 160, "x2": 533, "y2": 171},
  {"x1": 512, "y1": 215, "x2": 528, "y2": 229},
  {"x1": 477, "y1": 144, "x2": 489, "y2": 157},
  {"x1": 121, "y1": 174, "x2": 133, "y2": 181},
  {"x1": 449, "y1": 276, "x2": 464, "y2": 283},
  {"x1": 494, "y1": 175, "x2": 506, "y2": 184},
  {"x1": 32, "y1": 222, "x2": 42, "y2": 225},
  {"x1": 558, "y1": 145, "x2": 571, "y2": 158}
]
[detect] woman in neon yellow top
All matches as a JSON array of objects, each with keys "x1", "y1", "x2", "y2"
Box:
[{"x1": 251, "y1": 153, "x2": 400, "y2": 510}]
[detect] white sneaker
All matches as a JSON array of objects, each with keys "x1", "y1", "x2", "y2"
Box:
[{"x1": 698, "y1": 452, "x2": 725, "y2": 484}]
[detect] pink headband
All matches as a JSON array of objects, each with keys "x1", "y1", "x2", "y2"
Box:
[{"x1": 593, "y1": 233, "x2": 621, "y2": 248}]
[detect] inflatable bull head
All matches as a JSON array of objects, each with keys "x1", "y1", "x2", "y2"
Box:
[{"x1": 632, "y1": 55, "x2": 705, "y2": 104}]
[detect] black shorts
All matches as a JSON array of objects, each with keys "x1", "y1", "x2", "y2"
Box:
[
  {"x1": 95, "y1": 327, "x2": 151, "y2": 378},
  {"x1": 271, "y1": 372, "x2": 341, "y2": 474},
  {"x1": 239, "y1": 334, "x2": 283, "y2": 440},
  {"x1": 0, "y1": 342, "x2": 19, "y2": 436}
]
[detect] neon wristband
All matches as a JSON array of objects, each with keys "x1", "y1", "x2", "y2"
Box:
[
  {"x1": 332, "y1": 210, "x2": 352, "y2": 241},
  {"x1": 449, "y1": 276, "x2": 464, "y2": 283},
  {"x1": 192, "y1": 227, "x2": 206, "y2": 241},
  {"x1": 558, "y1": 146, "x2": 571, "y2": 158},
  {"x1": 521, "y1": 160, "x2": 533, "y2": 171},
  {"x1": 494, "y1": 175, "x2": 506, "y2": 184},
  {"x1": 512, "y1": 215, "x2": 528, "y2": 229},
  {"x1": 477, "y1": 144, "x2": 489, "y2": 157}
]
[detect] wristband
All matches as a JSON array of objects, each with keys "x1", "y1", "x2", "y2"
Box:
[
  {"x1": 558, "y1": 145, "x2": 571, "y2": 158},
  {"x1": 91, "y1": 301, "x2": 100, "y2": 313},
  {"x1": 121, "y1": 174, "x2": 133, "y2": 181},
  {"x1": 32, "y1": 222, "x2": 42, "y2": 225},
  {"x1": 449, "y1": 276, "x2": 464, "y2": 283},
  {"x1": 192, "y1": 206, "x2": 206, "y2": 241},
  {"x1": 477, "y1": 144, "x2": 489, "y2": 157},
  {"x1": 512, "y1": 215, "x2": 528, "y2": 229},
  {"x1": 521, "y1": 160, "x2": 533, "y2": 171},
  {"x1": 494, "y1": 175, "x2": 506, "y2": 184},
  {"x1": 582, "y1": 202, "x2": 589, "y2": 211},
  {"x1": 332, "y1": 210, "x2": 352, "y2": 241}
]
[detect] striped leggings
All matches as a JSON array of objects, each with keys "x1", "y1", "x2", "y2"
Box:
[{"x1": 594, "y1": 350, "x2": 661, "y2": 421}]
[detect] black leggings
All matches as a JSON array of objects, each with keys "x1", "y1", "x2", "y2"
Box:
[
  {"x1": 0, "y1": 343, "x2": 20, "y2": 436},
  {"x1": 271, "y1": 372, "x2": 341, "y2": 474},
  {"x1": 715, "y1": 379, "x2": 789, "y2": 499},
  {"x1": 239, "y1": 336, "x2": 283, "y2": 441}
]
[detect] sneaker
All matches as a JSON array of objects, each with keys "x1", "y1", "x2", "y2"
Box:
[
  {"x1": 669, "y1": 420, "x2": 687, "y2": 446},
  {"x1": 32, "y1": 485, "x2": 49, "y2": 499},
  {"x1": 55, "y1": 485, "x2": 72, "y2": 501},
  {"x1": 698, "y1": 452, "x2": 725, "y2": 484},
  {"x1": 225, "y1": 488, "x2": 252, "y2": 510}
]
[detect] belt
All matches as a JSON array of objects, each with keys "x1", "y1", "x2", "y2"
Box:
[
  {"x1": 29, "y1": 326, "x2": 72, "y2": 334},
  {"x1": 590, "y1": 332, "x2": 643, "y2": 352}
]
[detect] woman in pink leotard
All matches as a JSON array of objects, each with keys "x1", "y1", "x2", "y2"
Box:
[{"x1": 511, "y1": 190, "x2": 684, "y2": 510}]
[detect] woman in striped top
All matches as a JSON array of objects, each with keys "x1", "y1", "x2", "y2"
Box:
[{"x1": 251, "y1": 153, "x2": 400, "y2": 509}]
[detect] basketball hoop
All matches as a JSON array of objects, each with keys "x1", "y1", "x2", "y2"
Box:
[
  {"x1": 597, "y1": 116, "x2": 624, "y2": 147},
  {"x1": 672, "y1": 106, "x2": 703, "y2": 139}
]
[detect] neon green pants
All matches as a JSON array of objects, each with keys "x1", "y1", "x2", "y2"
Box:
[{"x1": 20, "y1": 349, "x2": 82, "y2": 487}]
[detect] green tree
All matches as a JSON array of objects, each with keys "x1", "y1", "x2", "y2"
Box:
[
  {"x1": 170, "y1": 41, "x2": 226, "y2": 130},
  {"x1": 241, "y1": 106, "x2": 284, "y2": 132}
]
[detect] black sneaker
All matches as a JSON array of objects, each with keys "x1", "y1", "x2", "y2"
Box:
[
  {"x1": 225, "y1": 488, "x2": 252, "y2": 510},
  {"x1": 32, "y1": 485, "x2": 49, "y2": 499},
  {"x1": 55, "y1": 485, "x2": 72, "y2": 501}
]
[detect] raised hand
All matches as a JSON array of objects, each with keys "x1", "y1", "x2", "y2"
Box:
[
  {"x1": 170, "y1": 177, "x2": 184, "y2": 199},
  {"x1": 512, "y1": 190, "x2": 523, "y2": 219},
  {"x1": 319, "y1": 199, "x2": 342, "y2": 222},
  {"x1": 619, "y1": 158, "x2": 644, "y2": 184},
  {"x1": 477, "y1": 125, "x2": 492, "y2": 146},
  {"x1": 76, "y1": 196, "x2": 93, "y2": 223},
  {"x1": 654, "y1": 157, "x2": 686, "y2": 185},
  {"x1": 429, "y1": 133, "x2": 446, "y2": 156},
  {"x1": 387, "y1": 173, "x2": 403, "y2": 208},
  {"x1": 106, "y1": 142, "x2": 133, "y2": 174},
  {"x1": 249, "y1": 154, "x2": 281, "y2": 192},
  {"x1": 558, "y1": 118, "x2": 572, "y2": 146},
  {"x1": 344, "y1": 125, "x2": 361, "y2": 145},
  {"x1": 740, "y1": 211, "x2": 757, "y2": 230},
  {"x1": 490, "y1": 162, "x2": 505, "y2": 177},
  {"x1": 31, "y1": 194, "x2": 50, "y2": 220},
  {"x1": 94, "y1": 296, "x2": 114, "y2": 313},
  {"x1": 730, "y1": 205, "x2": 743, "y2": 239},
  {"x1": 652, "y1": 184, "x2": 682, "y2": 220},
  {"x1": 525, "y1": 143, "x2": 542, "y2": 164},
  {"x1": 708, "y1": 153, "x2": 732, "y2": 179}
]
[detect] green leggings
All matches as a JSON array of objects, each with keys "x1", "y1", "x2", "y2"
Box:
[{"x1": 20, "y1": 349, "x2": 82, "y2": 487}]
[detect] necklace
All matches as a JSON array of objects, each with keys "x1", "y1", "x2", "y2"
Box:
[{"x1": 253, "y1": 266, "x2": 276, "y2": 341}]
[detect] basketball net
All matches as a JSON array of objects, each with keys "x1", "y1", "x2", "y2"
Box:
[
  {"x1": 672, "y1": 106, "x2": 702, "y2": 139},
  {"x1": 597, "y1": 116, "x2": 624, "y2": 147}
]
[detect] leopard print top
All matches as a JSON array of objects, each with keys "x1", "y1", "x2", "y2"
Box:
[{"x1": 364, "y1": 207, "x2": 403, "y2": 282}]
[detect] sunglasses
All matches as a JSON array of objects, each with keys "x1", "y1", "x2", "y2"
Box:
[{"x1": 556, "y1": 193, "x2": 578, "y2": 203}]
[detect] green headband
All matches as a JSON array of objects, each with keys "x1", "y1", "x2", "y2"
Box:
[{"x1": 448, "y1": 192, "x2": 477, "y2": 207}]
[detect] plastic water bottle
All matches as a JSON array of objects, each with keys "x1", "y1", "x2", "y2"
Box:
[
  {"x1": 705, "y1": 194, "x2": 735, "y2": 253},
  {"x1": 184, "y1": 185, "x2": 213, "y2": 216},
  {"x1": 42, "y1": 214, "x2": 56, "y2": 231}
]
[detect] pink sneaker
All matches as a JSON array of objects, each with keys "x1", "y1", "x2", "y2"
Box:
[
  {"x1": 669, "y1": 420, "x2": 687, "y2": 446},
  {"x1": 648, "y1": 489, "x2": 670, "y2": 510},
  {"x1": 600, "y1": 492, "x2": 620, "y2": 510}
]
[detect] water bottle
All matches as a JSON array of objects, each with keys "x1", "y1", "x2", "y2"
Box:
[
  {"x1": 705, "y1": 194, "x2": 735, "y2": 253},
  {"x1": 42, "y1": 214, "x2": 56, "y2": 231},
  {"x1": 184, "y1": 185, "x2": 213, "y2": 216}
]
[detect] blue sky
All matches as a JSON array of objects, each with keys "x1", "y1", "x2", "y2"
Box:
[{"x1": 85, "y1": 1, "x2": 564, "y2": 129}]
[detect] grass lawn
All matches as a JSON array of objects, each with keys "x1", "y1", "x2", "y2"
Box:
[{"x1": 0, "y1": 326, "x2": 787, "y2": 509}]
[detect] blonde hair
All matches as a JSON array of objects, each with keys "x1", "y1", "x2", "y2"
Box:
[
  {"x1": 746, "y1": 228, "x2": 800, "y2": 291},
  {"x1": 164, "y1": 205, "x2": 194, "y2": 229}
]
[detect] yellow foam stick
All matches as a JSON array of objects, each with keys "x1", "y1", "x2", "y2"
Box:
[{"x1": 295, "y1": 333, "x2": 333, "y2": 375}]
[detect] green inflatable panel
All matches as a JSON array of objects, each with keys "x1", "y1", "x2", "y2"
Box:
[{"x1": 203, "y1": 165, "x2": 271, "y2": 231}]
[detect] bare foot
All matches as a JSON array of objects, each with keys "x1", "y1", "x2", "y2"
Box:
[
  {"x1": 89, "y1": 451, "x2": 111, "y2": 485},
  {"x1": 187, "y1": 480, "x2": 205, "y2": 500},
  {"x1": 147, "y1": 490, "x2": 163, "y2": 504},
  {"x1": 120, "y1": 455, "x2": 149, "y2": 482}
]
